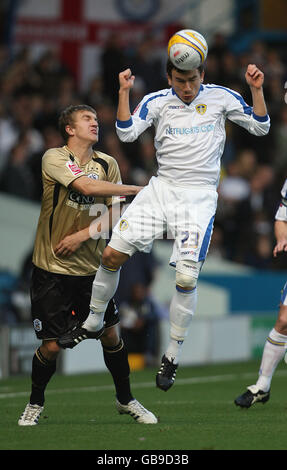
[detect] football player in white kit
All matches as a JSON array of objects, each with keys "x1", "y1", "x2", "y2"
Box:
[
  {"x1": 59, "y1": 58, "x2": 270, "y2": 392},
  {"x1": 235, "y1": 179, "x2": 287, "y2": 407}
]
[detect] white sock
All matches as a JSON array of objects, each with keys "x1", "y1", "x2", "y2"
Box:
[
  {"x1": 256, "y1": 328, "x2": 287, "y2": 392},
  {"x1": 165, "y1": 287, "x2": 197, "y2": 364},
  {"x1": 83, "y1": 265, "x2": 120, "y2": 332}
]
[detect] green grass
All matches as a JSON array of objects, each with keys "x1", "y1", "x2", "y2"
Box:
[{"x1": 1, "y1": 360, "x2": 287, "y2": 451}]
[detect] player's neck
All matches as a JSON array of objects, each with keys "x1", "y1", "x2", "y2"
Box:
[{"x1": 65, "y1": 142, "x2": 94, "y2": 165}]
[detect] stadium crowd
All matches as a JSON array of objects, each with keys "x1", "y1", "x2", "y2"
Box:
[{"x1": 0, "y1": 32, "x2": 286, "y2": 357}]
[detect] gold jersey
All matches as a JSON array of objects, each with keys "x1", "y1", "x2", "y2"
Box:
[{"x1": 32, "y1": 146, "x2": 124, "y2": 276}]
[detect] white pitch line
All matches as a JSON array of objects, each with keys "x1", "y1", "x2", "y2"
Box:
[{"x1": 1, "y1": 370, "x2": 287, "y2": 400}]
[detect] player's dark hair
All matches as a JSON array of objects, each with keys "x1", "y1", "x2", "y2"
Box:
[
  {"x1": 166, "y1": 58, "x2": 204, "y2": 77},
  {"x1": 58, "y1": 104, "x2": 97, "y2": 142}
]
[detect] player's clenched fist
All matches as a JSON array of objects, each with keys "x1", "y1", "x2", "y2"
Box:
[
  {"x1": 119, "y1": 68, "x2": 135, "y2": 91},
  {"x1": 245, "y1": 64, "x2": 264, "y2": 89}
]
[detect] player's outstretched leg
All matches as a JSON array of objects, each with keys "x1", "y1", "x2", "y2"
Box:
[
  {"x1": 57, "y1": 324, "x2": 105, "y2": 349},
  {"x1": 58, "y1": 264, "x2": 121, "y2": 349}
]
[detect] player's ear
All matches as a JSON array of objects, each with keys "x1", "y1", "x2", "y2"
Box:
[
  {"x1": 200, "y1": 70, "x2": 205, "y2": 83},
  {"x1": 65, "y1": 124, "x2": 75, "y2": 137},
  {"x1": 167, "y1": 73, "x2": 172, "y2": 87}
]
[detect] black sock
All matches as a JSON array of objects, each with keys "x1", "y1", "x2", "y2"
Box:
[
  {"x1": 29, "y1": 348, "x2": 57, "y2": 406},
  {"x1": 103, "y1": 339, "x2": 133, "y2": 405}
]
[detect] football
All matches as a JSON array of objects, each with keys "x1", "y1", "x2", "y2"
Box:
[{"x1": 167, "y1": 29, "x2": 208, "y2": 71}]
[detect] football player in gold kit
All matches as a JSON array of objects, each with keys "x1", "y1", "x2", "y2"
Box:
[{"x1": 18, "y1": 105, "x2": 157, "y2": 426}]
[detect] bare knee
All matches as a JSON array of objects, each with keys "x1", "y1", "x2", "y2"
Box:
[
  {"x1": 100, "y1": 325, "x2": 120, "y2": 348},
  {"x1": 41, "y1": 340, "x2": 61, "y2": 361},
  {"x1": 102, "y1": 246, "x2": 129, "y2": 270}
]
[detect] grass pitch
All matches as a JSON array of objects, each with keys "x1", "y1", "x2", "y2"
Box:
[{"x1": 1, "y1": 360, "x2": 287, "y2": 451}]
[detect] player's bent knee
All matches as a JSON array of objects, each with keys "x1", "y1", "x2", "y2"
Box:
[
  {"x1": 41, "y1": 340, "x2": 61, "y2": 359},
  {"x1": 175, "y1": 260, "x2": 202, "y2": 290},
  {"x1": 176, "y1": 271, "x2": 197, "y2": 290}
]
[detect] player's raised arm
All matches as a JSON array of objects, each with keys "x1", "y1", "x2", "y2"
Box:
[
  {"x1": 117, "y1": 68, "x2": 135, "y2": 122},
  {"x1": 116, "y1": 68, "x2": 154, "y2": 142},
  {"x1": 226, "y1": 63, "x2": 270, "y2": 136},
  {"x1": 245, "y1": 64, "x2": 268, "y2": 117}
]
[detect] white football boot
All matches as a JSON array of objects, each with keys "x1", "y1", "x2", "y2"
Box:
[
  {"x1": 116, "y1": 399, "x2": 158, "y2": 424},
  {"x1": 18, "y1": 403, "x2": 44, "y2": 426}
]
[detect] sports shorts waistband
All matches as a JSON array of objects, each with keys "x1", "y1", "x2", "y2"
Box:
[{"x1": 157, "y1": 175, "x2": 216, "y2": 190}]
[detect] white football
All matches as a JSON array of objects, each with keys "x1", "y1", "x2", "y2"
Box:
[{"x1": 168, "y1": 29, "x2": 208, "y2": 70}]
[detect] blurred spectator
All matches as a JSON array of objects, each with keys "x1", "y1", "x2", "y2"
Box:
[
  {"x1": 208, "y1": 32, "x2": 229, "y2": 62},
  {"x1": 274, "y1": 106, "x2": 287, "y2": 172},
  {"x1": 237, "y1": 148, "x2": 258, "y2": 179},
  {"x1": 264, "y1": 49, "x2": 286, "y2": 84},
  {"x1": 9, "y1": 250, "x2": 34, "y2": 323},
  {"x1": 130, "y1": 34, "x2": 165, "y2": 93},
  {"x1": 220, "y1": 52, "x2": 240, "y2": 88},
  {"x1": 230, "y1": 165, "x2": 277, "y2": 264},
  {"x1": 27, "y1": 125, "x2": 63, "y2": 201},
  {"x1": 243, "y1": 232, "x2": 274, "y2": 269},
  {"x1": 0, "y1": 134, "x2": 36, "y2": 199},
  {"x1": 100, "y1": 33, "x2": 129, "y2": 105},
  {"x1": 119, "y1": 282, "x2": 161, "y2": 366},
  {"x1": 12, "y1": 92, "x2": 44, "y2": 154},
  {"x1": 0, "y1": 270, "x2": 19, "y2": 325},
  {"x1": 115, "y1": 251, "x2": 159, "y2": 306},
  {"x1": 34, "y1": 48, "x2": 72, "y2": 97},
  {"x1": 249, "y1": 40, "x2": 267, "y2": 70},
  {"x1": 221, "y1": 147, "x2": 257, "y2": 186},
  {"x1": 267, "y1": 77, "x2": 286, "y2": 120},
  {"x1": 56, "y1": 75, "x2": 81, "y2": 110},
  {"x1": 208, "y1": 224, "x2": 226, "y2": 260},
  {"x1": 84, "y1": 76, "x2": 105, "y2": 108},
  {"x1": 129, "y1": 75, "x2": 146, "y2": 112},
  {"x1": 219, "y1": 166, "x2": 250, "y2": 203},
  {"x1": 204, "y1": 53, "x2": 220, "y2": 84},
  {"x1": 218, "y1": 148, "x2": 257, "y2": 213},
  {"x1": 0, "y1": 45, "x2": 9, "y2": 74},
  {"x1": 0, "y1": 102, "x2": 18, "y2": 172}
]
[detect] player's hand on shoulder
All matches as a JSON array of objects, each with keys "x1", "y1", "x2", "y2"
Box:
[
  {"x1": 245, "y1": 64, "x2": 264, "y2": 89},
  {"x1": 119, "y1": 68, "x2": 135, "y2": 91}
]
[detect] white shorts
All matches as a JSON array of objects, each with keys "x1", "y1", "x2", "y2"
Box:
[{"x1": 109, "y1": 176, "x2": 217, "y2": 265}]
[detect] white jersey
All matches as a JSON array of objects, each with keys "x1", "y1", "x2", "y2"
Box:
[
  {"x1": 116, "y1": 84, "x2": 270, "y2": 187},
  {"x1": 275, "y1": 179, "x2": 287, "y2": 221}
]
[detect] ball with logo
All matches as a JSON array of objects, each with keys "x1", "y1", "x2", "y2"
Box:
[{"x1": 167, "y1": 29, "x2": 208, "y2": 71}]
